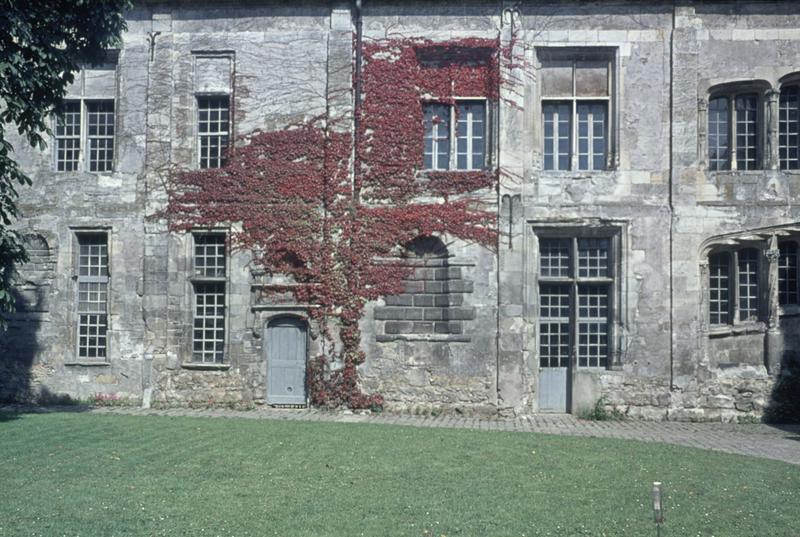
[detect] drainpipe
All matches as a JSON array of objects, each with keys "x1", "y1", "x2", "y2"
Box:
[{"x1": 668, "y1": 3, "x2": 676, "y2": 390}]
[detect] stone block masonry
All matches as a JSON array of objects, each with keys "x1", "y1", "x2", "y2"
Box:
[{"x1": 2, "y1": 1, "x2": 800, "y2": 421}]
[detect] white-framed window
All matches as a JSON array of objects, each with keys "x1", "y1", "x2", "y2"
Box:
[
  {"x1": 708, "y1": 247, "x2": 761, "y2": 326},
  {"x1": 54, "y1": 100, "x2": 115, "y2": 172},
  {"x1": 537, "y1": 234, "x2": 616, "y2": 369},
  {"x1": 197, "y1": 96, "x2": 230, "y2": 169},
  {"x1": 75, "y1": 232, "x2": 109, "y2": 360},
  {"x1": 708, "y1": 92, "x2": 762, "y2": 171},
  {"x1": 191, "y1": 233, "x2": 227, "y2": 363},
  {"x1": 423, "y1": 100, "x2": 487, "y2": 171},
  {"x1": 539, "y1": 51, "x2": 613, "y2": 171}
]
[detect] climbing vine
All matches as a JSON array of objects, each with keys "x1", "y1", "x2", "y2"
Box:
[{"x1": 166, "y1": 36, "x2": 501, "y2": 409}]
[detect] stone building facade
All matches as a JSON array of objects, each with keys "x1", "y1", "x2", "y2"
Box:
[{"x1": 2, "y1": 0, "x2": 800, "y2": 420}]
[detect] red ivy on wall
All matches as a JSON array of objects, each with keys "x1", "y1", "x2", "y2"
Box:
[{"x1": 167, "y1": 37, "x2": 501, "y2": 409}]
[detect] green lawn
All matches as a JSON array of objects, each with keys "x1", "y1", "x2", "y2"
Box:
[{"x1": 0, "y1": 412, "x2": 798, "y2": 537}]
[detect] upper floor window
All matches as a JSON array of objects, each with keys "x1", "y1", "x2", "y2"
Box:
[
  {"x1": 708, "y1": 92, "x2": 761, "y2": 171},
  {"x1": 540, "y1": 52, "x2": 613, "y2": 171},
  {"x1": 422, "y1": 100, "x2": 486, "y2": 171},
  {"x1": 55, "y1": 100, "x2": 115, "y2": 172},
  {"x1": 197, "y1": 96, "x2": 230, "y2": 169},
  {"x1": 779, "y1": 85, "x2": 800, "y2": 170}
]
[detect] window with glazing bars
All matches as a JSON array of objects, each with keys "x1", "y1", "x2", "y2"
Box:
[
  {"x1": 538, "y1": 236, "x2": 613, "y2": 369},
  {"x1": 55, "y1": 102, "x2": 82, "y2": 171},
  {"x1": 55, "y1": 100, "x2": 115, "y2": 172},
  {"x1": 779, "y1": 242, "x2": 799, "y2": 306},
  {"x1": 192, "y1": 234, "x2": 226, "y2": 363},
  {"x1": 708, "y1": 248, "x2": 761, "y2": 325},
  {"x1": 423, "y1": 101, "x2": 486, "y2": 171},
  {"x1": 541, "y1": 56, "x2": 611, "y2": 171},
  {"x1": 198, "y1": 96, "x2": 230, "y2": 169},
  {"x1": 779, "y1": 86, "x2": 800, "y2": 170},
  {"x1": 87, "y1": 101, "x2": 115, "y2": 172},
  {"x1": 76, "y1": 233, "x2": 109, "y2": 360},
  {"x1": 708, "y1": 94, "x2": 760, "y2": 171}
]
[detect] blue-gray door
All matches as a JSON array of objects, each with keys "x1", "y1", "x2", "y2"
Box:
[
  {"x1": 538, "y1": 367, "x2": 569, "y2": 412},
  {"x1": 266, "y1": 317, "x2": 308, "y2": 405}
]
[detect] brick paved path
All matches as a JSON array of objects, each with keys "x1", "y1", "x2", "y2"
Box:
[{"x1": 74, "y1": 406, "x2": 800, "y2": 466}]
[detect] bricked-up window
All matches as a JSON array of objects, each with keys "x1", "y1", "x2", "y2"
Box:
[
  {"x1": 55, "y1": 100, "x2": 115, "y2": 172},
  {"x1": 379, "y1": 236, "x2": 475, "y2": 337},
  {"x1": 708, "y1": 247, "x2": 761, "y2": 325},
  {"x1": 76, "y1": 233, "x2": 109, "y2": 360},
  {"x1": 192, "y1": 233, "x2": 226, "y2": 363},
  {"x1": 708, "y1": 93, "x2": 760, "y2": 171},
  {"x1": 198, "y1": 96, "x2": 229, "y2": 169},
  {"x1": 538, "y1": 236, "x2": 615, "y2": 368},
  {"x1": 779, "y1": 85, "x2": 800, "y2": 170},
  {"x1": 540, "y1": 53, "x2": 612, "y2": 171},
  {"x1": 422, "y1": 101, "x2": 486, "y2": 171}
]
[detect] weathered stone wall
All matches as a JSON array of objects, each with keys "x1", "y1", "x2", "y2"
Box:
[{"x1": 2, "y1": 1, "x2": 800, "y2": 419}]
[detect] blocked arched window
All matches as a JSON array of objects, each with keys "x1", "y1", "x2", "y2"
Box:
[{"x1": 377, "y1": 236, "x2": 474, "y2": 337}]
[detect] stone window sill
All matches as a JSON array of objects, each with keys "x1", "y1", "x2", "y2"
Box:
[
  {"x1": 64, "y1": 361, "x2": 110, "y2": 367},
  {"x1": 376, "y1": 334, "x2": 471, "y2": 343},
  {"x1": 180, "y1": 362, "x2": 231, "y2": 371},
  {"x1": 539, "y1": 170, "x2": 616, "y2": 180},
  {"x1": 708, "y1": 322, "x2": 766, "y2": 338}
]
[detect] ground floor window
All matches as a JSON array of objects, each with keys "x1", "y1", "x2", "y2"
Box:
[
  {"x1": 75, "y1": 232, "x2": 109, "y2": 360},
  {"x1": 191, "y1": 233, "x2": 227, "y2": 363},
  {"x1": 537, "y1": 234, "x2": 616, "y2": 369}
]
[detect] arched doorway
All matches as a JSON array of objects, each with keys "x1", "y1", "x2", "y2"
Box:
[{"x1": 265, "y1": 316, "x2": 308, "y2": 405}]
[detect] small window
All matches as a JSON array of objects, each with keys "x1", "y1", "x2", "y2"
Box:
[
  {"x1": 422, "y1": 100, "x2": 487, "y2": 171},
  {"x1": 540, "y1": 55, "x2": 612, "y2": 171},
  {"x1": 197, "y1": 96, "x2": 230, "y2": 169},
  {"x1": 75, "y1": 233, "x2": 109, "y2": 360},
  {"x1": 191, "y1": 233, "x2": 226, "y2": 363},
  {"x1": 708, "y1": 247, "x2": 761, "y2": 325},
  {"x1": 55, "y1": 100, "x2": 115, "y2": 172},
  {"x1": 708, "y1": 92, "x2": 761, "y2": 171}
]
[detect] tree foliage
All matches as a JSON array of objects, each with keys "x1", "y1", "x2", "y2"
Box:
[{"x1": 0, "y1": 0, "x2": 130, "y2": 326}]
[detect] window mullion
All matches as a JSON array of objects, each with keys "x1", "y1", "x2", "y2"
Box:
[
  {"x1": 732, "y1": 250, "x2": 741, "y2": 323},
  {"x1": 730, "y1": 96, "x2": 738, "y2": 171},
  {"x1": 571, "y1": 237, "x2": 578, "y2": 368},
  {"x1": 450, "y1": 105, "x2": 456, "y2": 170}
]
